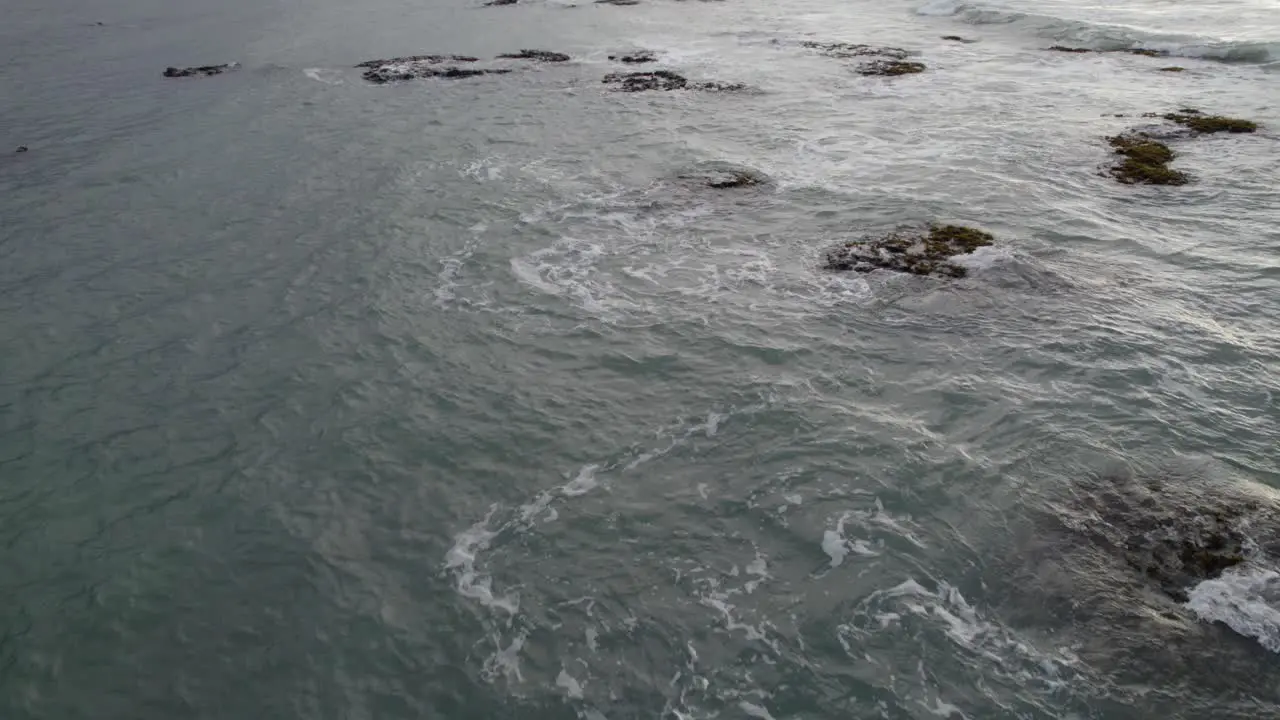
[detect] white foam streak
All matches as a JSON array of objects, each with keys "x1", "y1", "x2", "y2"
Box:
[
  {"x1": 445, "y1": 507, "x2": 519, "y2": 615},
  {"x1": 1187, "y1": 566, "x2": 1280, "y2": 653}
]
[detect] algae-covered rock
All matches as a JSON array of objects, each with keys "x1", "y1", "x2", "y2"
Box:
[
  {"x1": 824, "y1": 224, "x2": 993, "y2": 278},
  {"x1": 497, "y1": 50, "x2": 571, "y2": 62},
  {"x1": 801, "y1": 41, "x2": 910, "y2": 60},
  {"x1": 1164, "y1": 109, "x2": 1258, "y2": 134},
  {"x1": 602, "y1": 71, "x2": 744, "y2": 92},
  {"x1": 676, "y1": 162, "x2": 769, "y2": 189},
  {"x1": 1128, "y1": 48, "x2": 1168, "y2": 57},
  {"x1": 356, "y1": 55, "x2": 511, "y2": 83},
  {"x1": 609, "y1": 50, "x2": 657, "y2": 64},
  {"x1": 858, "y1": 60, "x2": 926, "y2": 76},
  {"x1": 163, "y1": 64, "x2": 237, "y2": 78},
  {"x1": 1159, "y1": 66, "x2": 1186, "y2": 72},
  {"x1": 1107, "y1": 134, "x2": 1188, "y2": 186}
]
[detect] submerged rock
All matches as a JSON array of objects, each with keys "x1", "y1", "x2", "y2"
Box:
[
  {"x1": 941, "y1": 35, "x2": 977, "y2": 43},
  {"x1": 858, "y1": 60, "x2": 926, "y2": 76},
  {"x1": 485, "y1": 0, "x2": 518, "y2": 5},
  {"x1": 609, "y1": 50, "x2": 657, "y2": 64},
  {"x1": 1163, "y1": 108, "x2": 1258, "y2": 134},
  {"x1": 163, "y1": 63, "x2": 236, "y2": 78},
  {"x1": 15, "y1": 146, "x2": 28, "y2": 153},
  {"x1": 1160, "y1": 66, "x2": 1187, "y2": 72},
  {"x1": 1048, "y1": 45, "x2": 1093, "y2": 53},
  {"x1": 595, "y1": 0, "x2": 642, "y2": 5},
  {"x1": 824, "y1": 224, "x2": 993, "y2": 278},
  {"x1": 801, "y1": 41, "x2": 910, "y2": 60},
  {"x1": 497, "y1": 50, "x2": 570, "y2": 62},
  {"x1": 676, "y1": 162, "x2": 769, "y2": 189},
  {"x1": 1107, "y1": 134, "x2": 1188, "y2": 185},
  {"x1": 1128, "y1": 48, "x2": 1168, "y2": 57},
  {"x1": 356, "y1": 55, "x2": 512, "y2": 83},
  {"x1": 602, "y1": 71, "x2": 744, "y2": 92}
]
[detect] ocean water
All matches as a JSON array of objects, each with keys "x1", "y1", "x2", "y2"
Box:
[{"x1": 1, "y1": 0, "x2": 1278, "y2": 717}]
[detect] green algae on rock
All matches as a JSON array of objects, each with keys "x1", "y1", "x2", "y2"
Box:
[
  {"x1": 1163, "y1": 109, "x2": 1258, "y2": 134},
  {"x1": 858, "y1": 60, "x2": 926, "y2": 77},
  {"x1": 1107, "y1": 134, "x2": 1188, "y2": 186},
  {"x1": 824, "y1": 224, "x2": 994, "y2": 278},
  {"x1": 801, "y1": 41, "x2": 910, "y2": 60}
]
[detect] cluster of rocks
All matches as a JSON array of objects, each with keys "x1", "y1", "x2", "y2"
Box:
[
  {"x1": 355, "y1": 55, "x2": 510, "y2": 83},
  {"x1": 162, "y1": 64, "x2": 237, "y2": 78},
  {"x1": 824, "y1": 224, "x2": 994, "y2": 279},
  {"x1": 602, "y1": 70, "x2": 745, "y2": 92},
  {"x1": 800, "y1": 41, "x2": 927, "y2": 77},
  {"x1": 608, "y1": 50, "x2": 657, "y2": 64},
  {"x1": 1105, "y1": 108, "x2": 1259, "y2": 186}
]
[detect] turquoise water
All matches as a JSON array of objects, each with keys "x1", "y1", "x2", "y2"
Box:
[{"x1": 1, "y1": 0, "x2": 1278, "y2": 717}]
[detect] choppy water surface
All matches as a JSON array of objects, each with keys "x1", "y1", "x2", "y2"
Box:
[{"x1": 1, "y1": 0, "x2": 1278, "y2": 717}]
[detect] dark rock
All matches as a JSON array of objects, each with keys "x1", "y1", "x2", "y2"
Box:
[
  {"x1": 940, "y1": 35, "x2": 976, "y2": 43},
  {"x1": 595, "y1": 0, "x2": 642, "y2": 5},
  {"x1": 1159, "y1": 66, "x2": 1186, "y2": 72},
  {"x1": 824, "y1": 224, "x2": 993, "y2": 278},
  {"x1": 497, "y1": 50, "x2": 570, "y2": 62},
  {"x1": 15, "y1": 146, "x2": 28, "y2": 153},
  {"x1": 485, "y1": 0, "x2": 518, "y2": 5},
  {"x1": 1107, "y1": 134, "x2": 1188, "y2": 185},
  {"x1": 858, "y1": 60, "x2": 926, "y2": 76},
  {"x1": 801, "y1": 41, "x2": 910, "y2": 60},
  {"x1": 1047, "y1": 45, "x2": 1093, "y2": 53},
  {"x1": 355, "y1": 55, "x2": 479, "y2": 68},
  {"x1": 1164, "y1": 109, "x2": 1258, "y2": 134},
  {"x1": 605, "y1": 70, "x2": 687, "y2": 91},
  {"x1": 602, "y1": 70, "x2": 744, "y2": 92},
  {"x1": 676, "y1": 162, "x2": 769, "y2": 189},
  {"x1": 356, "y1": 55, "x2": 511, "y2": 83},
  {"x1": 1128, "y1": 48, "x2": 1168, "y2": 57},
  {"x1": 609, "y1": 50, "x2": 657, "y2": 64},
  {"x1": 163, "y1": 63, "x2": 236, "y2": 78}
]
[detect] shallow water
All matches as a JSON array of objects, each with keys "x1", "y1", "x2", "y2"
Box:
[{"x1": 1, "y1": 0, "x2": 1278, "y2": 717}]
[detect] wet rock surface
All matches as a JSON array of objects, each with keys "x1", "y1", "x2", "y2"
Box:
[
  {"x1": 1108, "y1": 134, "x2": 1187, "y2": 185},
  {"x1": 595, "y1": 0, "x2": 642, "y2": 5},
  {"x1": 602, "y1": 70, "x2": 744, "y2": 92},
  {"x1": 858, "y1": 60, "x2": 926, "y2": 76},
  {"x1": 1163, "y1": 108, "x2": 1258, "y2": 134},
  {"x1": 609, "y1": 50, "x2": 657, "y2": 64},
  {"x1": 824, "y1": 224, "x2": 993, "y2": 278},
  {"x1": 484, "y1": 0, "x2": 518, "y2": 6},
  {"x1": 163, "y1": 64, "x2": 236, "y2": 78},
  {"x1": 1160, "y1": 66, "x2": 1187, "y2": 72},
  {"x1": 497, "y1": 50, "x2": 570, "y2": 62},
  {"x1": 1105, "y1": 109, "x2": 1259, "y2": 185},
  {"x1": 356, "y1": 55, "x2": 511, "y2": 83},
  {"x1": 941, "y1": 35, "x2": 977, "y2": 43},
  {"x1": 676, "y1": 162, "x2": 769, "y2": 189},
  {"x1": 1048, "y1": 45, "x2": 1093, "y2": 53},
  {"x1": 801, "y1": 41, "x2": 910, "y2": 60}
]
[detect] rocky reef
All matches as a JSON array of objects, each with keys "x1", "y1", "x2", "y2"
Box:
[
  {"x1": 824, "y1": 224, "x2": 994, "y2": 278},
  {"x1": 356, "y1": 55, "x2": 511, "y2": 83},
  {"x1": 609, "y1": 50, "x2": 657, "y2": 64},
  {"x1": 1163, "y1": 108, "x2": 1258, "y2": 134},
  {"x1": 858, "y1": 60, "x2": 926, "y2": 76},
  {"x1": 1105, "y1": 109, "x2": 1259, "y2": 185},
  {"x1": 801, "y1": 41, "x2": 910, "y2": 60},
  {"x1": 1107, "y1": 134, "x2": 1187, "y2": 185},
  {"x1": 602, "y1": 71, "x2": 744, "y2": 92},
  {"x1": 497, "y1": 50, "x2": 570, "y2": 62},
  {"x1": 676, "y1": 162, "x2": 769, "y2": 189},
  {"x1": 163, "y1": 64, "x2": 236, "y2": 78}
]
